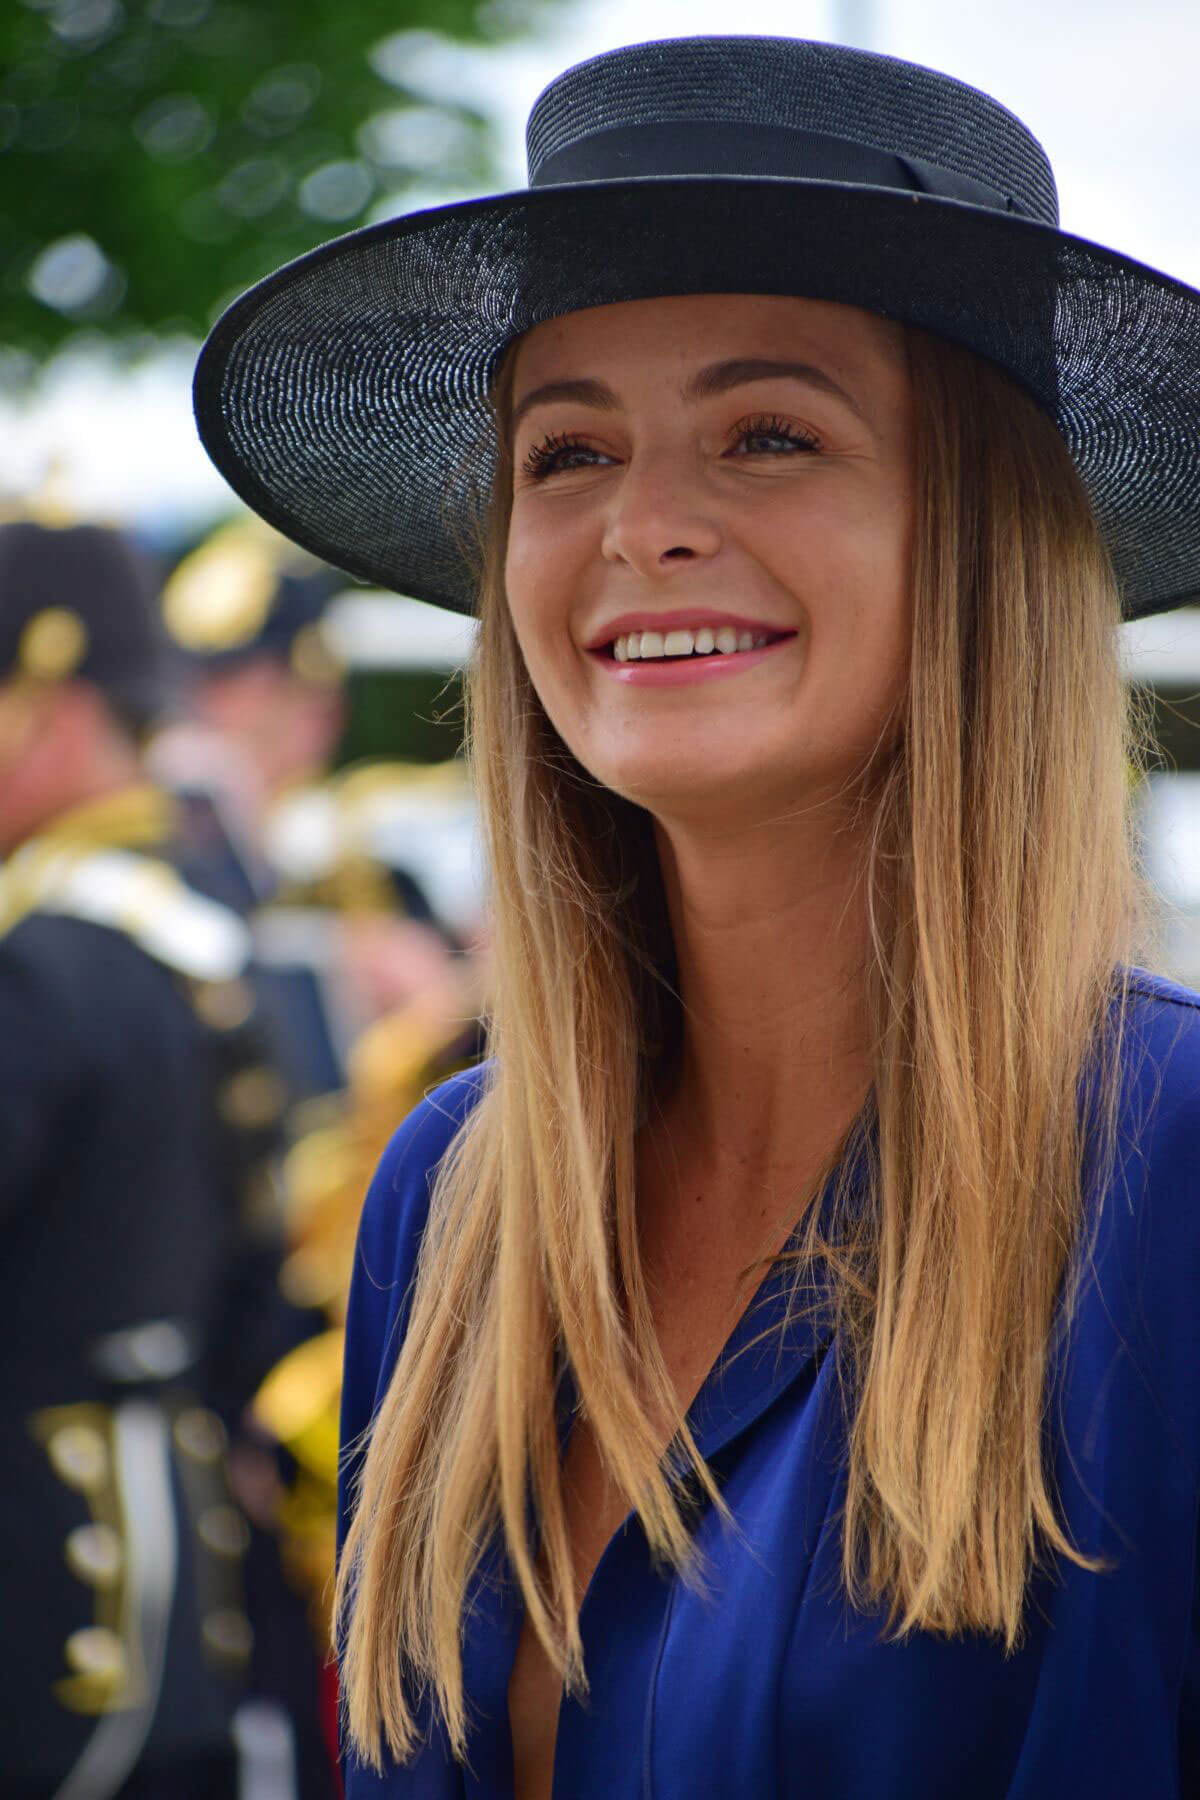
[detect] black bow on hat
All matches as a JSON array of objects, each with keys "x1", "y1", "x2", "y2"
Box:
[{"x1": 193, "y1": 36, "x2": 1200, "y2": 619}]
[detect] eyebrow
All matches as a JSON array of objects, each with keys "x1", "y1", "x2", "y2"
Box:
[{"x1": 509, "y1": 356, "x2": 866, "y2": 433}]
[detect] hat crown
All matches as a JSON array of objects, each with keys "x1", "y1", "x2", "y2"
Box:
[{"x1": 527, "y1": 37, "x2": 1058, "y2": 227}]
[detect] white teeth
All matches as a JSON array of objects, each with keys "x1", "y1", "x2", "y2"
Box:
[{"x1": 608, "y1": 626, "x2": 777, "y2": 661}]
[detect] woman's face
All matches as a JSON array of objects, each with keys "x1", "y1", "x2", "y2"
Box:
[{"x1": 505, "y1": 293, "x2": 914, "y2": 823}]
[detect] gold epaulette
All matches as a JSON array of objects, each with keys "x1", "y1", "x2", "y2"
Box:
[{"x1": 0, "y1": 846, "x2": 250, "y2": 982}]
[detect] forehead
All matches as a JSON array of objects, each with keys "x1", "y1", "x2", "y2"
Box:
[{"x1": 510, "y1": 293, "x2": 907, "y2": 397}]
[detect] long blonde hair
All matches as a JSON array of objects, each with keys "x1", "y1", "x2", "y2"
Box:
[{"x1": 336, "y1": 325, "x2": 1145, "y2": 1768}]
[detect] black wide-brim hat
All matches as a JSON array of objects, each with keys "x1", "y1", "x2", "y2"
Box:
[{"x1": 194, "y1": 36, "x2": 1200, "y2": 621}]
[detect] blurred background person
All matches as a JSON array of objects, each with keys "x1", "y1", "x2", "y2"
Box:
[
  {"x1": 149, "y1": 520, "x2": 351, "y2": 1103},
  {"x1": 146, "y1": 514, "x2": 489, "y2": 1768},
  {"x1": 150, "y1": 519, "x2": 482, "y2": 1102},
  {"x1": 150, "y1": 519, "x2": 346, "y2": 920},
  {"x1": 0, "y1": 517, "x2": 313, "y2": 1797}
]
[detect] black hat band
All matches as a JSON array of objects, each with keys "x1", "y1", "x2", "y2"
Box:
[{"x1": 531, "y1": 121, "x2": 1029, "y2": 219}]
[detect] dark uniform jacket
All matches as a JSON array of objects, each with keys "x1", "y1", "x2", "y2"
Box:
[{"x1": 0, "y1": 790, "x2": 291, "y2": 1795}]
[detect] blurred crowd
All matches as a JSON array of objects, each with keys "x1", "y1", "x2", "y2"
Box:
[{"x1": 0, "y1": 508, "x2": 488, "y2": 1798}]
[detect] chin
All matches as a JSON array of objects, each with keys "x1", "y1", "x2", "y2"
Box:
[{"x1": 597, "y1": 752, "x2": 794, "y2": 823}]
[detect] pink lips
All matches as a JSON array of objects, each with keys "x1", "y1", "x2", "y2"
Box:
[{"x1": 583, "y1": 608, "x2": 796, "y2": 685}]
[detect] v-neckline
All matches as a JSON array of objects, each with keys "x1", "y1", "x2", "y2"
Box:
[{"x1": 460, "y1": 1238, "x2": 842, "y2": 1799}]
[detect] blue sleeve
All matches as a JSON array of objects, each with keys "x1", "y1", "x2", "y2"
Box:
[
  {"x1": 1111, "y1": 975, "x2": 1200, "y2": 1494},
  {"x1": 337, "y1": 1063, "x2": 491, "y2": 1564},
  {"x1": 1089, "y1": 974, "x2": 1200, "y2": 1783}
]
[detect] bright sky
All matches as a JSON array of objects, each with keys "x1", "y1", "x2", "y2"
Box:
[
  {"x1": 2, "y1": 0, "x2": 1197, "y2": 534},
  {"x1": 446, "y1": 0, "x2": 1200, "y2": 290}
]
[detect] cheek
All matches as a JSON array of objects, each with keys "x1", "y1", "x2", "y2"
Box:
[
  {"x1": 782, "y1": 492, "x2": 911, "y2": 712},
  {"x1": 501, "y1": 531, "x2": 537, "y2": 651},
  {"x1": 504, "y1": 514, "x2": 579, "y2": 686}
]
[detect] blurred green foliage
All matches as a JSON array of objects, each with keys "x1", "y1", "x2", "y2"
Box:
[
  {"x1": 1143, "y1": 687, "x2": 1200, "y2": 775},
  {"x1": 338, "y1": 667, "x2": 465, "y2": 767},
  {"x1": 0, "y1": 0, "x2": 558, "y2": 362}
]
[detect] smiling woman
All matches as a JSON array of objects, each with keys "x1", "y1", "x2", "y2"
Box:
[{"x1": 193, "y1": 35, "x2": 1200, "y2": 1800}]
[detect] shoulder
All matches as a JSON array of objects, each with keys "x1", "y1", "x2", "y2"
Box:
[
  {"x1": 1121, "y1": 962, "x2": 1200, "y2": 1032},
  {"x1": 1072, "y1": 968, "x2": 1200, "y2": 1470},
  {"x1": 341, "y1": 1063, "x2": 491, "y2": 1437},
  {"x1": 0, "y1": 918, "x2": 94, "y2": 1108},
  {"x1": 1048, "y1": 969, "x2": 1200, "y2": 1561},
  {"x1": 50, "y1": 852, "x2": 250, "y2": 982},
  {"x1": 0, "y1": 910, "x2": 147, "y2": 1018},
  {"x1": 355, "y1": 1061, "x2": 492, "y2": 1284},
  {"x1": 0, "y1": 906, "x2": 216, "y2": 1014},
  {"x1": 0, "y1": 918, "x2": 171, "y2": 1184},
  {"x1": 0, "y1": 910, "x2": 246, "y2": 1096},
  {"x1": 1117, "y1": 966, "x2": 1200, "y2": 1154}
]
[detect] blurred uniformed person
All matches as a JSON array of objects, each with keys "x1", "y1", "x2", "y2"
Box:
[
  {"x1": 147, "y1": 523, "x2": 490, "y2": 1759},
  {"x1": 0, "y1": 520, "x2": 299, "y2": 1798},
  {"x1": 148, "y1": 522, "x2": 351, "y2": 1103},
  {"x1": 151, "y1": 519, "x2": 475, "y2": 1105},
  {"x1": 149, "y1": 519, "x2": 345, "y2": 921}
]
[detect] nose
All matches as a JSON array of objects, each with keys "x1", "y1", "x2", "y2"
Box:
[{"x1": 599, "y1": 448, "x2": 722, "y2": 577}]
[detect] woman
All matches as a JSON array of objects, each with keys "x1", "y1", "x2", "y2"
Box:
[{"x1": 194, "y1": 37, "x2": 1200, "y2": 1798}]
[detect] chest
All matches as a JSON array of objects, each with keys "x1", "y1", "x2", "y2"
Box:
[
  {"x1": 507, "y1": 1259, "x2": 759, "y2": 1799},
  {"x1": 554, "y1": 1200, "x2": 786, "y2": 1596},
  {"x1": 467, "y1": 1340, "x2": 1191, "y2": 1800}
]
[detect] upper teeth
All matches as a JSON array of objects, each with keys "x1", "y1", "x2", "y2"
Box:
[{"x1": 612, "y1": 627, "x2": 770, "y2": 662}]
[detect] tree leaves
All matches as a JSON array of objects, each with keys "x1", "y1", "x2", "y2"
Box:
[{"x1": 0, "y1": 0, "x2": 558, "y2": 360}]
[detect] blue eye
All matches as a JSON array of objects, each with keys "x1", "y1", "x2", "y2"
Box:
[
  {"x1": 733, "y1": 414, "x2": 820, "y2": 456},
  {"x1": 520, "y1": 432, "x2": 609, "y2": 480}
]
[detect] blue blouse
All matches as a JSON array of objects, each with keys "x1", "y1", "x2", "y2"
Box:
[{"x1": 338, "y1": 969, "x2": 1200, "y2": 1798}]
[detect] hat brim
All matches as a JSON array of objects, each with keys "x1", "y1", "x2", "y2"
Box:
[{"x1": 194, "y1": 174, "x2": 1200, "y2": 619}]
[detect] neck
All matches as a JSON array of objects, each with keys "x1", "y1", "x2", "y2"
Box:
[
  {"x1": 651, "y1": 794, "x2": 875, "y2": 1188},
  {"x1": 11, "y1": 761, "x2": 148, "y2": 857}
]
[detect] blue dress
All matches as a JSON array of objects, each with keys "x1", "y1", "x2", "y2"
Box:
[{"x1": 338, "y1": 969, "x2": 1200, "y2": 1797}]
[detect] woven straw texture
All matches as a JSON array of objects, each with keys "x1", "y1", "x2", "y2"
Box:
[{"x1": 194, "y1": 38, "x2": 1200, "y2": 619}]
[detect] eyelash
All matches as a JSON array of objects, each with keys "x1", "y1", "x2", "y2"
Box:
[
  {"x1": 737, "y1": 413, "x2": 821, "y2": 457},
  {"x1": 518, "y1": 414, "x2": 821, "y2": 481},
  {"x1": 520, "y1": 430, "x2": 592, "y2": 481}
]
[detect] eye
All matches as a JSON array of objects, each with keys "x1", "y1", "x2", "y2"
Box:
[
  {"x1": 729, "y1": 414, "x2": 820, "y2": 457},
  {"x1": 519, "y1": 431, "x2": 613, "y2": 481}
]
